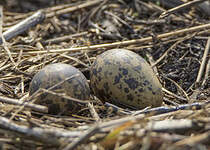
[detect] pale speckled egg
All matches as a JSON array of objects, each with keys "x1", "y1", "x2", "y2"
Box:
[
  {"x1": 29, "y1": 63, "x2": 90, "y2": 114},
  {"x1": 90, "y1": 49, "x2": 163, "y2": 110}
]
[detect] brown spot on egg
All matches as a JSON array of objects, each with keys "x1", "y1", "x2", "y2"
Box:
[
  {"x1": 29, "y1": 63, "x2": 90, "y2": 115},
  {"x1": 90, "y1": 49, "x2": 163, "y2": 110}
]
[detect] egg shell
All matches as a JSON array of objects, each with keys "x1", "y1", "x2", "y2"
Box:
[
  {"x1": 90, "y1": 49, "x2": 163, "y2": 109},
  {"x1": 29, "y1": 63, "x2": 90, "y2": 114}
]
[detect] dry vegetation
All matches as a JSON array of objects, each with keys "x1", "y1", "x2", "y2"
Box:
[{"x1": 0, "y1": 0, "x2": 209, "y2": 149}]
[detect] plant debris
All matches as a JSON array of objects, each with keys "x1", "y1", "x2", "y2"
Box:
[{"x1": 0, "y1": 0, "x2": 209, "y2": 149}]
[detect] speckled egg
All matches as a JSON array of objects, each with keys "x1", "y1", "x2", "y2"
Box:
[
  {"x1": 29, "y1": 63, "x2": 90, "y2": 114},
  {"x1": 90, "y1": 49, "x2": 163, "y2": 110}
]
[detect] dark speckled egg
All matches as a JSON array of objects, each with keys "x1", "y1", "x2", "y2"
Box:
[
  {"x1": 90, "y1": 49, "x2": 163, "y2": 110},
  {"x1": 29, "y1": 63, "x2": 90, "y2": 114}
]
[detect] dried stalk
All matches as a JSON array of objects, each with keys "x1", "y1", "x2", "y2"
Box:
[
  {"x1": 0, "y1": 11, "x2": 45, "y2": 44},
  {"x1": 0, "y1": 117, "x2": 82, "y2": 146},
  {"x1": 88, "y1": 102, "x2": 101, "y2": 122},
  {"x1": 201, "y1": 59, "x2": 210, "y2": 87},
  {"x1": 0, "y1": 6, "x2": 16, "y2": 67},
  {"x1": 160, "y1": 0, "x2": 207, "y2": 18},
  {"x1": 15, "y1": 23, "x2": 210, "y2": 54},
  {"x1": 46, "y1": 0, "x2": 102, "y2": 18},
  {"x1": 196, "y1": 37, "x2": 210, "y2": 84},
  {"x1": 62, "y1": 125, "x2": 100, "y2": 150},
  {"x1": 0, "y1": 95, "x2": 48, "y2": 113}
]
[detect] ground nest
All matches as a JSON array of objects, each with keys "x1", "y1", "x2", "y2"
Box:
[{"x1": 0, "y1": 0, "x2": 209, "y2": 150}]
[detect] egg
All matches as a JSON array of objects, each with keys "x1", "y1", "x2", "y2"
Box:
[
  {"x1": 29, "y1": 63, "x2": 90, "y2": 114},
  {"x1": 90, "y1": 49, "x2": 163, "y2": 110}
]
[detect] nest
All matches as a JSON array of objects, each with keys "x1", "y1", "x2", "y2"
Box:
[{"x1": 0, "y1": 0, "x2": 209, "y2": 149}]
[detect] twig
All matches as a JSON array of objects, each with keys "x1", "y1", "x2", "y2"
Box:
[
  {"x1": 96, "y1": 115, "x2": 145, "y2": 132},
  {"x1": 9, "y1": 94, "x2": 42, "y2": 121},
  {"x1": 125, "y1": 16, "x2": 166, "y2": 25},
  {"x1": 88, "y1": 0, "x2": 109, "y2": 20},
  {"x1": 152, "y1": 35, "x2": 194, "y2": 68},
  {"x1": 175, "y1": 131, "x2": 210, "y2": 146},
  {"x1": 104, "y1": 11, "x2": 133, "y2": 31},
  {"x1": 42, "y1": 31, "x2": 88, "y2": 45},
  {"x1": 132, "y1": 102, "x2": 208, "y2": 116},
  {"x1": 196, "y1": 37, "x2": 210, "y2": 85},
  {"x1": 146, "y1": 51, "x2": 158, "y2": 75},
  {"x1": 0, "y1": 6, "x2": 16, "y2": 67},
  {"x1": 195, "y1": 36, "x2": 210, "y2": 40},
  {"x1": 0, "y1": 95, "x2": 48, "y2": 113},
  {"x1": 28, "y1": 74, "x2": 88, "y2": 105},
  {"x1": 40, "y1": 88, "x2": 88, "y2": 104},
  {"x1": 104, "y1": 102, "x2": 133, "y2": 115},
  {"x1": 79, "y1": 101, "x2": 210, "y2": 131},
  {"x1": 88, "y1": 102, "x2": 101, "y2": 122},
  {"x1": 0, "y1": 117, "x2": 82, "y2": 146},
  {"x1": 62, "y1": 125, "x2": 100, "y2": 150},
  {"x1": 163, "y1": 97, "x2": 179, "y2": 106},
  {"x1": 190, "y1": 37, "x2": 210, "y2": 100},
  {"x1": 46, "y1": 0, "x2": 102, "y2": 18},
  {"x1": 0, "y1": 10, "x2": 45, "y2": 44},
  {"x1": 161, "y1": 75, "x2": 190, "y2": 102},
  {"x1": 0, "y1": 63, "x2": 12, "y2": 72},
  {"x1": 14, "y1": 23, "x2": 210, "y2": 54},
  {"x1": 59, "y1": 53, "x2": 90, "y2": 68},
  {"x1": 201, "y1": 59, "x2": 210, "y2": 87},
  {"x1": 9, "y1": 74, "x2": 87, "y2": 120},
  {"x1": 147, "y1": 119, "x2": 204, "y2": 134},
  {"x1": 162, "y1": 88, "x2": 188, "y2": 103},
  {"x1": 160, "y1": 0, "x2": 207, "y2": 18}
]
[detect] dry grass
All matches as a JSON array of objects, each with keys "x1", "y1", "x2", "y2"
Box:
[{"x1": 0, "y1": 0, "x2": 209, "y2": 149}]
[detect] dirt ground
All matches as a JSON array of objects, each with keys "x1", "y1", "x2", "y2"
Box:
[{"x1": 0, "y1": 0, "x2": 209, "y2": 150}]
